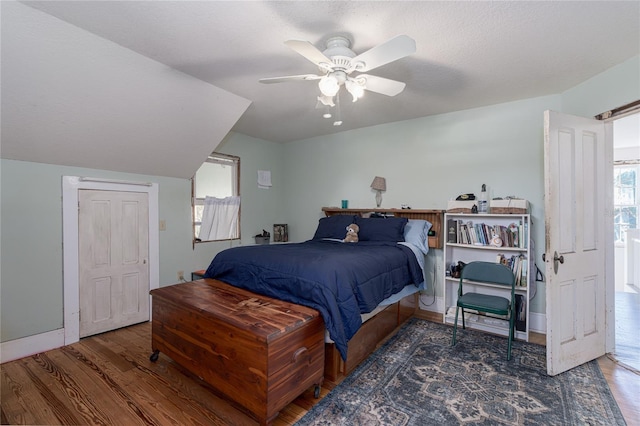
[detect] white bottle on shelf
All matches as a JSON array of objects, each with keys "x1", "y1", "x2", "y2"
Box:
[{"x1": 478, "y1": 184, "x2": 488, "y2": 213}]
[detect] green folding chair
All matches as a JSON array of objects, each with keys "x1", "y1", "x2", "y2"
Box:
[{"x1": 451, "y1": 261, "x2": 517, "y2": 360}]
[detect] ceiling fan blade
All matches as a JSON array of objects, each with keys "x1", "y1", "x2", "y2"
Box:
[
  {"x1": 284, "y1": 40, "x2": 334, "y2": 71},
  {"x1": 351, "y1": 35, "x2": 416, "y2": 72},
  {"x1": 259, "y1": 74, "x2": 322, "y2": 84},
  {"x1": 359, "y1": 74, "x2": 407, "y2": 96}
]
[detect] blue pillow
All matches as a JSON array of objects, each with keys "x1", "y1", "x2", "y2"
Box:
[
  {"x1": 312, "y1": 215, "x2": 356, "y2": 240},
  {"x1": 355, "y1": 216, "x2": 408, "y2": 242},
  {"x1": 403, "y1": 219, "x2": 432, "y2": 255}
]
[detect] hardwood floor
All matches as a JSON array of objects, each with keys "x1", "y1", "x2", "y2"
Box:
[
  {"x1": 614, "y1": 291, "x2": 640, "y2": 373},
  {"x1": 2, "y1": 317, "x2": 638, "y2": 425}
]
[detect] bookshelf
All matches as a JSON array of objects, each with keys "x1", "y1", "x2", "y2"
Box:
[{"x1": 443, "y1": 213, "x2": 531, "y2": 341}]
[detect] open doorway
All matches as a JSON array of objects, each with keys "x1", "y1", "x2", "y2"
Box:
[{"x1": 613, "y1": 111, "x2": 640, "y2": 373}]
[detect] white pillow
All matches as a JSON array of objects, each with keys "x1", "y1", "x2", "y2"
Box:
[{"x1": 403, "y1": 219, "x2": 432, "y2": 255}]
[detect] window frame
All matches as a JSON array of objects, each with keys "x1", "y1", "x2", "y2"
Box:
[
  {"x1": 192, "y1": 152, "x2": 241, "y2": 245},
  {"x1": 613, "y1": 161, "x2": 639, "y2": 246}
]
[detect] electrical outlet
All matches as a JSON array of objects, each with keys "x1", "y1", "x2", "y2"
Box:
[{"x1": 177, "y1": 270, "x2": 184, "y2": 281}]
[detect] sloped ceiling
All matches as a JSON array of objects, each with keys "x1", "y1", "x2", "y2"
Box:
[
  {"x1": 1, "y1": 1, "x2": 639, "y2": 178},
  {"x1": 1, "y1": 2, "x2": 251, "y2": 179}
]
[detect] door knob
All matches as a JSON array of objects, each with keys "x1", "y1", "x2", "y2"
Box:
[{"x1": 553, "y1": 250, "x2": 564, "y2": 274}]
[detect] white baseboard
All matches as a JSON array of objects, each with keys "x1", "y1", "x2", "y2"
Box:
[
  {"x1": 1, "y1": 328, "x2": 65, "y2": 364},
  {"x1": 529, "y1": 312, "x2": 546, "y2": 334}
]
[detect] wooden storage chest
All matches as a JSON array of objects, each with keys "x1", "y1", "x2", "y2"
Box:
[{"x1": 150, "y1": 279, "x2": 324, "y2": 425}]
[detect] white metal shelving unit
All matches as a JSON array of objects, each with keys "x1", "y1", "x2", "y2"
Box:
[{"x1": 443, "y1": 213, "x2": 531, "y2": 342}]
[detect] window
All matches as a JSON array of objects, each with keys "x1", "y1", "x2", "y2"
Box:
[
  {"x1": 192, "y1": 153, "x2": 240, "y2": 243},
  {"x1": 613, "y1": 163, "x2": 639, "y2": 244}
]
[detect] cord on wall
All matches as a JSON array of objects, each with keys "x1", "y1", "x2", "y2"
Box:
[{"x1": 419, "y1": 256, "x2": 437, "y2": 308}]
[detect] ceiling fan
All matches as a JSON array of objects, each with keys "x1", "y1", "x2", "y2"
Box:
[{"x1": 259, "y1": 35, "x2": 416, "y2": 107}]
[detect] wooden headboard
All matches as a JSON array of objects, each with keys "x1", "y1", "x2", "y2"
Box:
[{"x1": 322, "y1": 207, "x2": 445, "y2": 249}]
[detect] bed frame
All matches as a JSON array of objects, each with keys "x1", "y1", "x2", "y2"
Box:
[
  {"x1": 321, "y1": 207, "x2": 444, "y2": 380},
  {"x1": 177, "y1": 208, "x2": 444, "y2": 385},
  {"x1": 324, "y1": 291, "x2": 416, "y2": 381}
]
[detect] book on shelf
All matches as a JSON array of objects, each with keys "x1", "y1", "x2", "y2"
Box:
[
  {"x1": 447, "y1": 219, "x2": 458, "y2": 243},
  {"x1": 449, "y1": 218, "x2": 525, "y2": 249},
  {"x1": 496, "y1": 253, "x2": 528, "y2": 287}
]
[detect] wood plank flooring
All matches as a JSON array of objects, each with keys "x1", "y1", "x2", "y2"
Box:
[
  {"x1": 614, "y1": 291, "x2": 640, "y2": 373},
  {"x1": 2, "y1": 317, "x2": 639, "y2": 425}
]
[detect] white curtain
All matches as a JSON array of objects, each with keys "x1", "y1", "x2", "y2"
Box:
[{"x1": 199, "y1": 196, "x2": 240, "y2": 240}]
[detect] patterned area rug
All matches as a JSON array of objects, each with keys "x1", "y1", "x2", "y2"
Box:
[{"x1": 297, "y1": 318, "x2": 626, "y2": 425}]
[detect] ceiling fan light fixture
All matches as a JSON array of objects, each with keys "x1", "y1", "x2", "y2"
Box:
[
  {"x1": 263, "y1": 34, "x2": 416, "y2": 125},
  {"x1": 322, "y1": 36, "x2": 356, "y2": 59},
  {"x1": 318, "y1": 74, "x2": 340, "y2": 97},
  {"x1": 345, "y1": 78, "x2": 365, "y2": 102},
  {"x1": 317, "y1": 94, "x2": 336, "y2": 107}
]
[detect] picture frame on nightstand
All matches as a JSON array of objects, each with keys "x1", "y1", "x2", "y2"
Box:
[{"x1": 273, "y1": 224, "x2": 288, "y2": 242}]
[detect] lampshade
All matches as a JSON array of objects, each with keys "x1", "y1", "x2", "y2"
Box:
[
  {"x1": 318, "y1": 75, "x2": 340, "y2": 97},
  {"x1": 317, "y1": 94, "x2": 336, "y2": 107},
  {"x1": 345, "y1": 78, "x2": 365, "y2": 102},
  {"x1": 370, "y1": 176, "x2": 386, "y2": 191}
]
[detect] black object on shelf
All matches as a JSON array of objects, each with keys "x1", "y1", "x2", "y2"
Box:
[{"x1": 515, "y1": 294, "x2": 526, "y2": 332}]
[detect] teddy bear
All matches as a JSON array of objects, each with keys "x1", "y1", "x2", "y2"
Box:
[{"x1": 343, "y1": 223, "x2": 359, "y2": 243}]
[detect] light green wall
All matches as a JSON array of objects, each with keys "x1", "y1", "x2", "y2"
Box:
[
  {"x1": 2, "y1": 55, "x2": 637, "y2": 343},
  {"x1": 0, "y1": 133, "x2": 284, "y2": 342},
  {"x1": 561, "y1": 56, "x2": 640, "y2": 117},
  {"x1": 282, "y1": 95, "x2": 561, "y2": 315},
  {"x1": 216, "y1": 132, "x2": 287, "y2": 242},
  {"x1": 280, "y1": 54, "x2": 640, "y2": 317}
]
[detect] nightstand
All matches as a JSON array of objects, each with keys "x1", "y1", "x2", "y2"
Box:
[{"x1": 191, "y1": 269, "x2": 206, "y2": 281}]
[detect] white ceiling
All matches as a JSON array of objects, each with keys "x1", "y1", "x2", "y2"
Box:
[{"x1": 19, "y1": 1, "x2": 640, "y2": 144}]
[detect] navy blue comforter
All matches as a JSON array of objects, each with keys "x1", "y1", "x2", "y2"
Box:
[{"x1": 204, "y1": 239, "x2": 423, "y2": 360}]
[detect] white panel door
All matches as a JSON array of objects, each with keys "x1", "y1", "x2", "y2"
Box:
[
  {"x1": 79, "y1": 190, "x2": 149, "y2": 337},
  {"x1": 544, "y1": 110, "x2": 607, "y2": 375}
]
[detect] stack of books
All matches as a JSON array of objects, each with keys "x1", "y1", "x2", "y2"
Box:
[
  {"x1": 496, "y1": 253, "x2": 528, "y2": 287},
  {"x1": 447, "y1": 219, "x2": 527, "y2": 248}
]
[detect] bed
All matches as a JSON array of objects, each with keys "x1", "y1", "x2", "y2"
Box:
[{"x1": 204, "y1": 207, "x2": 444, "y2": 380}]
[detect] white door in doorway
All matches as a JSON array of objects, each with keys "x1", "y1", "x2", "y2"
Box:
[
  {"x1": 544, "y1": 110, "x2": 609, "y2": 375},
  {"x1": 78, "y1": 189, "x2": 150, "y2": 337}
]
